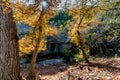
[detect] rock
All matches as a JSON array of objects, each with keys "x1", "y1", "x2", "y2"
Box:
[
  {"x1": 40, "y1": 50, "x2": 51, "y2": 56},
  {"x1": 20, "y1": 58, "x2": 27, "y2": 64},
  {"x1": 60, "y1": 63, "x2": 67, "y2": 66},
  {"x1": 20, "y1": 63, "x2": 30, "y2": 68},
  {"x1": 59, "y1": 66, "x2": 66, "y2": 70},
  {"x1": 116, "y1": 65, "x2": 120, "y2": 68},
  {"x1": 117, "y1": 75, "x2": 120, "y2": 78},
  {"x1": 94, "y1": 77, "x2": 100, "y2": 80},
  {"x1": 17, "y1": 23, "x2": 31, "y2": 39},
  {"x1": 39, "y1": 58, "x2": 64, "y2": 66},
  {"x1": 89, "y1": 73, "x2": 95, "y2": 77},
  {"x1": 106, "y1": 77, "x2": 112, "y2": 80}
]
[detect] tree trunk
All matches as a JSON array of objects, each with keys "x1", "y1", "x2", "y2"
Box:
[
  {"x1": 81, "y1": 48, "x2": 89, "y2": 63},
  {"x1": 27, "y1": 11, "x2": 44, "y2": 80},
  {"x1": 0, "y1": 5, "x2": 20, "y2": 80},
  {"x1": 77, "y1": 30, "x2": 89, "y2": 63},
  {"x1": 27, "y1": 26, "x2": 42, "y2": 80}
]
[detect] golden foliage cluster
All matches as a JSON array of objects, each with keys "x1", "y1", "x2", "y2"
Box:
[{"x1": 8, "y1": 2, "x2": 58, "y2": 55}]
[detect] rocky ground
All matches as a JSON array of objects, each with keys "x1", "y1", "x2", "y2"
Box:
[{"x1": 20, "y1": 58, "x2": 120, "y2": 80}]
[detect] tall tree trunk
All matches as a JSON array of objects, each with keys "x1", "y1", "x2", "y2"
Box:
[
  {"x1": 27, "y1": 11, "x2": 44, "y2": 80},
  {"x1": 26, "y1": 27, "x2": 42, "y2": 80},
  {"x1": 0, "y1": 5, "x2": 20, "y2": 80}
]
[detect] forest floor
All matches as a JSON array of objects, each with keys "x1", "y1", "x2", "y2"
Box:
[{"x1": 20, "y1": 58, "x2": 120, "y2": 80}]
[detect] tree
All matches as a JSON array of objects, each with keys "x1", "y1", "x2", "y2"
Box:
[
  {"x1": 0, "y1": 1, "x2": 20, "y2": 80},
  {"x1": 65, "y1": 0, "x2": 116, "y2": 63},
  {"x1": 26, "y1": 10, "x2": 48, "y2": 80},
  {"x1": 11, "y1": 0, "x2": 59, "y2": 80}
]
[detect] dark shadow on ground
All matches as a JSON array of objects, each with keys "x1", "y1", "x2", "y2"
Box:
[{"x1": 78, "y1": 60, "x2": 120, "y2": 73}]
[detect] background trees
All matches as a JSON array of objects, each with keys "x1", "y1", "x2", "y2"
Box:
[{"x1": 84, "y1": 0, "x2": 120, "y2": 57}]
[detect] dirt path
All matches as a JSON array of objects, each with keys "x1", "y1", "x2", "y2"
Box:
[{"x1": 20, "y1": 58, "x2": 120, "y2": 80}]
